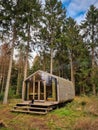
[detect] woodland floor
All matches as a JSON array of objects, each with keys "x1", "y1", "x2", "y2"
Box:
[{"x1": 0, "y1": 96, "x2": 98, "y2": 130}]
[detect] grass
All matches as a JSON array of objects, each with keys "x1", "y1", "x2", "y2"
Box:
[{"x1": 0, "y1": 96, "x2": 98, "y2": 130}]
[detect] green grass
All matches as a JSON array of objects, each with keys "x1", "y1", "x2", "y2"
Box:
[{"x1": 0, "y1": 96, "x2": 98, "y2": 130}]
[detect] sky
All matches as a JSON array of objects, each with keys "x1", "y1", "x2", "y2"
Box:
[{"x1": 62, "y1": 0, "x2": 98, "y2": 24}]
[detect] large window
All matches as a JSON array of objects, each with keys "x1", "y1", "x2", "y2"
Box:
[{"x1": 26, "y1": 72, "x2": 57, "y2": 101}]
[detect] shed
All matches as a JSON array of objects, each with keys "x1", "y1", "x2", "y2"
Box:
[{"x1": 23, "y1": 70, "x2": 75, "y2": 103}]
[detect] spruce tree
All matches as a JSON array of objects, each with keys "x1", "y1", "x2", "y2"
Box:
[
  {"x1": 40, "y1": 0, "x2": 66, "y2": 74},
  {"x1": 63, "y1": 17, "x2": 85, "y2": 90},
  {"x1": 81, "y1": 5, "x2": 98, "y2": 95}
]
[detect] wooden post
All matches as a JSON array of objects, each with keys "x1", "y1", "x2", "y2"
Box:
[
  {"x1": 43, "y1": 81, "x2": 46, "y2": 101},
  {"x1": 52, "y1": 80, "x2": 56, "y2": 101},
  {"x1": 33, "y1": 76, "x2": 35, "y2": 99},
  {"x1": 38, "y1": 81, "x2": 40, "y2": 100},
  {"x1": 27, "y1": 82, "x2": 29, "y2": 100}
]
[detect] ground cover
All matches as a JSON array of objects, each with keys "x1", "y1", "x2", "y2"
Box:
[{"x1": 0, "y1": 96, "x2": 98, "y2": 130}]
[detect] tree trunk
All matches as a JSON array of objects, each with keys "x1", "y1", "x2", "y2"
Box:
[
  {"x1": 0, "y1": 53, "x2": 3, "y2": 93},
  {"x1": 1, "y1": 77, "x2": 5, "y2": 93},
  {"x1": 3, "y1": 24, "x2": 16, "y2": 104},
  {"x1": 22, "y1": 24, "x2": 30, "y2": 101},
  {"x1": 82, "y1": 86, "x2": 85, "y2": 94},
  {"x1": 91, "y1": 24, "x2": 96, "y2": 95},
  {"x1": 22, "y1": 53, "x2": 28, "y2": 101},
  {"x1": 1, "y1": 61, "x2": 6, "y2": 93},
  {"x1": 3, "y1": 47, "x2": 14, "y2": 104},
  {"x1": 43, "y1": 53, "x2": 46, "y2": 71},
  {"x1": 16, "y1": 70, "x2": 21, "y2": 95},
  {"x1": 69, "y1": 52, "x2": 75, "y2": 89},
  {"x1": 50, "y1": 48, "x2": 53, "y2": 74},
  {"x1": 92, "y1": 47, "x2": 96, "y2": 95}
]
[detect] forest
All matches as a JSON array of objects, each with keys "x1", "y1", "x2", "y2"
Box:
[{"x1": 0, "y1": 0, "x2": 98, "y2": 104}]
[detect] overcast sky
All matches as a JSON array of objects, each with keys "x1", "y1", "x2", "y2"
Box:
[{"x1": 62, "y1": 0, "x2": 98, "y2": 24}]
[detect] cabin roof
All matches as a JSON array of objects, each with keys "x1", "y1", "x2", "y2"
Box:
[{"x1": 24, "y1": 70, "x2": 70, "y2": 82}]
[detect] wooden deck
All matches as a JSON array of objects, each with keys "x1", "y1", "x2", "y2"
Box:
[
  {"x1": 11, "y1": 100, "x2": 59, "y2": 115},
  {"x1": 17, "y1": 100, "x2": 58, "y2": 106}
]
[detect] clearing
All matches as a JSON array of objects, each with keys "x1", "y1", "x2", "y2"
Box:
[{"x1": 0, "y1": 96, "x2": 98, "y2": 130}]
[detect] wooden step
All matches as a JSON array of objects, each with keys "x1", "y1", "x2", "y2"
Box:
[
  {"x1": 11, "y1": 109, "x2": 47, "y2": 115},
  {"x1": 14, "y1": 106, "x2": 53, "y2": 111}
]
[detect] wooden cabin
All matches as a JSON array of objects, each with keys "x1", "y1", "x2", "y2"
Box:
[
  {"x1": 24, "y1": 70, "x2": 75, "y2": 103},
  {"x1": 12, "y1": 70, "x2": 75, "y2": 114}
]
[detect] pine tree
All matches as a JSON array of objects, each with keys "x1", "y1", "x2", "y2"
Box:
[
  {"x1": 40, "y1": 0, "x2": 66, "y2": 74},
  {"x1": 81, "y1": 5, "x2": 98, "y2": 95},
  {"x1": 63, "y1": 17, "x2": 85, "y2": 90},
  {"x1": 1, "y1": 0, "x2": 21, "y2": 104},
  {"x1": 18, "y1": 0, "x2": 42, "y2": 100}
]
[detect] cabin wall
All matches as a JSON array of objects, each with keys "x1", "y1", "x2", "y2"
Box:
[{"x1": 58, "y1": 78, "x2": 75, "y2": 103}]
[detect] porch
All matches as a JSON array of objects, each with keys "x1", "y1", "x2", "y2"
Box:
[{"x1": 11, "y1": 100, "x2": 59, "y2": 114}]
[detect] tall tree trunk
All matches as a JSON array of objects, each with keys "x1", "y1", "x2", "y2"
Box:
[
  {"x1": 43, "y1": 60, "x2": 46, "y2": 71},
  {"x1": 1, "y1": 76, "x2": 5, "y2": 93},
  {"x1": 3, "y1": 25, "x2": 16, "y2": 104},
  {"x1": 50, "y1": 48, "x2": 53, "y2": 74},
  {"x1": 3, "y1": 47, "x2": 14, "y2": 104},
  {"x1": 0, "y1": 53, "x2": 3, "y2": 93},
  {"x1": 16, "y1": 70, "x2": 21, "y2": 95},
  {"x1": 22, "y1": 24, "x2": 30, "y2": 101},
  {"x1": 69, "y1": 52, "x2": 75, "y2": 89},
  {"x1": 22, "y1": 53, "x2": 28, "y2": 101},
  {"x1": 1, "y1": 61, "x2": 6, "y2": 93},
  {"x1": 59, "y1": 67, "x2": 60, "y2": 77},
  {"x1": 91, "y1": 24, "x2": 96, "y2": 95},
  {"x1": 82, "y1": 86, "x2": 85, "y2": 94},
  {"x1": 92, "y1": 47, "x2": 96, "y2": 95},
  {"x1": 43, "y1": 52, "x2": 46, "y2": 71}
]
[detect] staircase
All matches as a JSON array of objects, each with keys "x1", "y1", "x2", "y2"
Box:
[{"x1": 11, "y1": 102, "x2": 55, "y2": 115}]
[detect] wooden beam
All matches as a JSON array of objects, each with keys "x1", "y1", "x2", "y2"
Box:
[
  {"x1": 27, "y1": 82, "x2": 29, "y2": 100},
  {"x1": 33, "y1": 76, "x2": 35, "y2": 99},
  {"x1": 38, "y1": 81, "x2": 40, "y2": 100},
  {"x1": 52, "y1": 80, "x2": 56, "y2": 101},
  {"x1": 43, "y1": 81, "x2": 46, "y2": 101}
]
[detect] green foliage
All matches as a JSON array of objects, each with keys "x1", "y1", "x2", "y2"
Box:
[
  {"x1": 0, "y1": 93, "x2": 4, "y2": 101},
  {"x1": 8, "y1": 87, "x2": 20, "y2": 99},
  {"x1": 40, "y1": 0, "x2": 66, "y2": 73},
  {"x1": 80, "y1": 5, "x2": 98, "y2": 95},
  {"x1": 0, "y1": 0, "x2": 98, "y2": 102},
  {"x1": 0, "y1": 96, "x2": 98, "y2": 130},
  {"x1": 53, "y1": 108, "x2": 74, "y2": 117}
]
